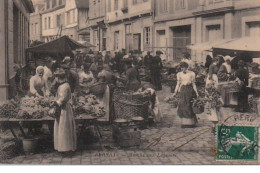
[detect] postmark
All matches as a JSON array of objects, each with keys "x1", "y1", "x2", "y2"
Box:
[{"x1": 216, "y1": 113, "x2": 260, "y2": 161}]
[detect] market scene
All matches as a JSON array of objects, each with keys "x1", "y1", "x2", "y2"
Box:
[{"x1": 0, "y1": 0, "x2": 260, "y2": 165}]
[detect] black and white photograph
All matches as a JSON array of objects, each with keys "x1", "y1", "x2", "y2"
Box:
[{"x1": 0, "y1": 0, "x2": 260, "y2": 166}]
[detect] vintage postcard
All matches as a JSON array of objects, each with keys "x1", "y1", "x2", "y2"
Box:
[{"x1": 0, "y1": 0, "x2": 260, "y2": 165}]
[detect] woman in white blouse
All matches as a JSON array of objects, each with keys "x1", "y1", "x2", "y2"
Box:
[{"x1": 173, "y1": 62, "x2": 199, "y2": 128}]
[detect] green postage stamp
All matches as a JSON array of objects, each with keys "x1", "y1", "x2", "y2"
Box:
[{"x1": 217, "y1": 125, "x2": 259, "y2": 161}]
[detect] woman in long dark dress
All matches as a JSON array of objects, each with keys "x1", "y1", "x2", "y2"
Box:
[
  {"x1": 173, "y1": 62, "x2": 199, "y2": 128},
  {"x1": 235, "y1": 60, "x2": 249, "y2": 112}
]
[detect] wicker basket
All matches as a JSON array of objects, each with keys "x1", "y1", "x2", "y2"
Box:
[
  {"x1": 89, "y1": 82, "x2": 107, "y2": 95},
  {"x1": 113, "y1": 100, "x2": 149, "y2": 120},
  {"x1": 192, "y1": 106, "x2": 204, "y2": 114}
]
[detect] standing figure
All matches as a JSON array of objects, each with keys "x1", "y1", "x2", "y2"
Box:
[
  {"x1": 124, "y1": 59, "x2": 141, "y2": 91},
  {"x1": 205, "y1": 55, "x2": 212, "y2": 73},
  {"x1": 173, "y1": 62, "x2": 199, "y2": 128},
  {"x1": 53, "y1": 68, "x2": 77, "y2": 153},
  {"x1": 150, "y1": 51, "x2": 163, "y2": 90},
  {"x1": 217, "y1": 56, "x2": 233, "y2": 106},
  {"x1": 29, "y1": 66, "x2": 50, "y2": 97},
  {"x1": 104, "y1": 51, "x2": 111, "y2": 65},
  {"x1": 235, "y1": 60, "x2": 249, "y2": 112}
]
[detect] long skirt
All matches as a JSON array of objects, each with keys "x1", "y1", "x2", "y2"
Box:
[
  {"x1": 177, "y1": 85, "x2": 197, "y2": 127},
  {"x1": 54, "y1": 103, "x2": 77, "y2": 152}
]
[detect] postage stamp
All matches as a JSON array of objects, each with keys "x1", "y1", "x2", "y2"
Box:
[{"x1": 217, "y1": 125, "x2": 259, "y2": 161}]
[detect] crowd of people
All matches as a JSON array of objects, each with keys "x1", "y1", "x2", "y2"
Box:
[
  {"x1": 22, "y1": 48, "x2": 166, "y2": 154},
  {"x1": 12, "y1": 48, "x2": 260, "y2": 154},
  {"x1": 173, "y1": 53, "x2": 260, "y2": 130}
]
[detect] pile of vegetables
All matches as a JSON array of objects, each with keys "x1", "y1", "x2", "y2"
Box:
[
  {"x1": 17, "y1": 96, "x2": 55, "y2": 119},
  {"x1": 73, "y1": 94, "x2": 105, "y2": 117},
  {"x1": 205, "y1": 83, "x2": 223, "y2": 110},
  {"x1": 0, "y1": 100, "x2": 20, "y2": 118}
]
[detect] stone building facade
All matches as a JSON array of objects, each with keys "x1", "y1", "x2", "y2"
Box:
[
  {"x1": 154, "y1": 0, "x2": 260, "y2": 63},
  {"x1": 0, "y1": 0, "x2": 34, "y2": 101}
]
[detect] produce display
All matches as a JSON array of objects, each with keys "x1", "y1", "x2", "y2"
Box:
[
  {"x1": 205, "y1": 83, "x2": 223, "y2": 110},
  {"x1": 248, "y1": 96, "x2": 259, "y2": 114},
  {"x1": 73, "y1": 94, "x2": 105, "y2": 117},
  {"x1": 17, "y1": 96, "x2": 55, "y2": 119},
  {"x1": 250, "y1": 76, "x2": 260, "y2": 89},
  {"x1": 0, "y1": 100, "x2": 20, "y2": 118}
]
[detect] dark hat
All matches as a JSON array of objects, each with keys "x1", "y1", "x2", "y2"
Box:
[
  {"x1": 180, "y1": 62, "x2": 189, "y2": 68},
  {"x1": 54, "y1": 68, "x2": 66, "y2": 77},
  {"x1": 156, "y1": 50, "x2": 163, "y2": 55},
  {"x1": 238, "y1": 60, "x2": 245, "y2": 66}
]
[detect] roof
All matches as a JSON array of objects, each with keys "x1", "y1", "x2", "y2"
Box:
[
  {"x1": 213, "y1": 37, "x2": 260, "y2": 52},
  {"x1": 187, "y1": 39, "x2": 234, "y2": 51},
  {"x1": 75, "y1": 0, "x2": 89, "y2": 9},
  {"x1": 26, "y1": 36, "x2": 94, "y2": 59}
]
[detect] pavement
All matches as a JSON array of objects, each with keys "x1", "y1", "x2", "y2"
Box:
[{"x1": 1, "y1": 85, "x2": 259, "y2": 165}]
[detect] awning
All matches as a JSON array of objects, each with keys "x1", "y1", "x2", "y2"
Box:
[
  {"x1": 26, "y1": 36, "x2": 95, "y2": 58},
  {"x1": 213, "y1": 37, "x2": 260, "y2": 52},
  {"x1": 187, "y1": 39, "x2": 233, "y2": 51}
]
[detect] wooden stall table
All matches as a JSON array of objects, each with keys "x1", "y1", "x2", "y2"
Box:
[{"x1": 0, "y1": 115, "x2": 103, "y2": 142}]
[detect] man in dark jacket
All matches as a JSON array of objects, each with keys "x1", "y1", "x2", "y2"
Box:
[
  {"x1": 150, "y1": 51, "x2": 163, "y2": 90},
  {"x1": 235, "y1": 60, "x2": 249, "y2": 112}
]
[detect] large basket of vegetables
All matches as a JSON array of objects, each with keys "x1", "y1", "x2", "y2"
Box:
[
  {"x1": 113, "y1": 90, "x2": 151, "y2": 120},
  {"x1": 89, "y1": 82, "x2": 107, "y2": 96},
  {"x1": 191, "y1": 97, "x2": 205, "y2": 114}
]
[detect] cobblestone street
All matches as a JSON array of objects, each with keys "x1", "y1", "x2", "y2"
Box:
[{"x1": 1, "y1": 86, "x2": 259, "y2": 165}]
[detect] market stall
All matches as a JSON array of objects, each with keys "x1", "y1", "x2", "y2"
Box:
[
  {"x1": 26, "y1": 35, "x2": 94, "y2": 61},
  {"x1": 213, "y1": 37, "x2": 260, "y2": 113}
]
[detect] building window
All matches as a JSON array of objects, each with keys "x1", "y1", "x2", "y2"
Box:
[
  {"x1": 52, "y1": 0, "x2": 56, "y2": 8},
  {"x1": 93, "y1": 30, "x2": 98, "y2": 46},
  {"x1": 46, "y1": 0, "x2": 50, "y2": 9},
  {"x1": 35, "y1": 23, "x2": 38, "y2": 34},
  {"x1": 57, "y1": 14, "x2": 61, "y2": 27},
  {"x1": 114, "y1": 0, "x2": 119, "y2": 10},
  {"x1": 206, "y1": 25, "x2": 221, "y2": 42},
  {"x1": 71, "y1": 10, "x2": 76, "y2": 23},
  {"x1": 126, "y1": 24, "x2": 132, "y2": 34},
  {"x1": 160, "y1": 0, "x2": 168, "y2": 13},
  {"x1": 108, "y1": 0, "x2": 111, "y2": 12},
  {"x1": 247, "y1": 22, "x2": 260, "y2": 37},
  {"x1": 144, "y1": 27, "x2": 151, "y2": 45},
  {"x1": 124, "y1": 0, "x2": 128, "y2": 8},
  {"x1": 48, "y1": 17, "x2": 51, "y2": 29},
  {"x1": 67, "y1": 11, "x2": 71, "y2": 24},
  {"x1": 114, "y1": 31, "x2": 119, "y2": 50},
  {"x1": 181, "y1": 0, "x2": 186, "y2": 9},
  {"x1": 44, "y1": 17, "x2": 47, "y2": 29},
  {"x1": 59, "y1": 0, "x2": 63, "y2": 5}
]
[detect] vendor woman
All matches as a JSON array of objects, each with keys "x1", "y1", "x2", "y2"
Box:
[
  {"x1": 78, "y1": 63, "x2": 94, "y2": 93},
  {"x1": 53, "y1": 68, "x2": 77, "y2": 153},
  {"x1": 217, "y1": 56, "x2": 233, "y2": 106},
  {"x1": 29, "y1": 66, "x2": 50, "y2": 97},
  {"x1": 173, "y1": 62, "x2": 199, "y2": 128},
  {"x1": 124, "y1": 58, "x2": 141, "y2": 91}
]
